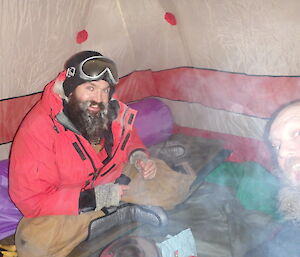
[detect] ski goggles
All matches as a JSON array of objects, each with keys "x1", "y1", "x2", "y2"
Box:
[{"x1": 66, "y1": 56, "x2": 119, "y2": 85}]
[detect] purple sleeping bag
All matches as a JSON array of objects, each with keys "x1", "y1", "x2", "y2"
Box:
[
  {"x1": 0, "y1": 97, "x2": 173, "y2": 239},
  {"x1": 128, "y1": 98, "x2": 173, "y2": 147},
  {"x1": 0, "y1": 159, "x2": 22, "y2": 240}
]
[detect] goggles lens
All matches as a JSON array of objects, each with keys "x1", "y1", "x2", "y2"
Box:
[{"x1": 80, "y1": 56, "x2": 119, "y2": 84}]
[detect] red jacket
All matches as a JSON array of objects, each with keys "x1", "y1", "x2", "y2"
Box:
[{"x1": 9, "y1": 74, "x2": 146, "y2": 218}]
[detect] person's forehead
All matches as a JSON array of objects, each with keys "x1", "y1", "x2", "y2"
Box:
[
  {"x1": 79, "y1": 80, "x2": 110, "y2": 88},
  {"x1": 270, "y1": 105, "x2": 300, "y2": 138}
]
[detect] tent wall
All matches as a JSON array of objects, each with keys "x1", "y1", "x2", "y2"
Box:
[
  {"x1": 85, "y1": 0, "x2": 300, "y2": 75},
  {"x1": 1, "y1": 0, "x2": 300, "y2": 160},
  {"x1": 2, "y1": 0, "x2": 300, "y2": 100}
]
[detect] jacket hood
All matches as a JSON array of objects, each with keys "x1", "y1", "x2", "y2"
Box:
[
  {"x1": 40, "y1": 71, "x2": 68, "y2": 117},
  {"x1": 40, "y1": 70, "x2": 122, "y2": 135}
]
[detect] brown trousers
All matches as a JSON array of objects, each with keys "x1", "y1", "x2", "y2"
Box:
[{"x1": 15, "y1": 159, "x2": 195, "y2": 257}]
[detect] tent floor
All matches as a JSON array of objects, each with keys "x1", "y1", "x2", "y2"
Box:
[{"x1": 0, "y1": 182, "x2": 276, "y2": 257}]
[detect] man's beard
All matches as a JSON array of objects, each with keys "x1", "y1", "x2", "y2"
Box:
[
  {"x1": 278, "y1": 184, "x2": 300, "y2": 222},
  {"x1": 282, "y1": 157, "x2": 300, "y2": 185},
  {"x1": 65, "y1": 96, "x2": 109, "y2": 145},
  {"x1": 276, "y1": 156, "x2": 300, "y2": 222}
]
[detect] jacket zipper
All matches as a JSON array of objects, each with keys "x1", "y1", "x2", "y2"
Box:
[
  {"x1": 74, "y1": 107, "x2": 133, "y2": 188},
  {"x1": 75, "y1": 135, "x2": 99, "y2": 188}
]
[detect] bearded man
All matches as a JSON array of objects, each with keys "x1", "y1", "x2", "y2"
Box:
[
  {"x1": 270, "y1": 101, "x2": 300, "y2": 221},
  {"x1": 8, "y1": 51, "x2": 178, "y2": 257},
  {"x1": 246, "y1": 100, "x2": 300, "y2": 257}
]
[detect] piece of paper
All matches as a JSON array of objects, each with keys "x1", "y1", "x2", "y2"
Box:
[{"x1": 156, "y1": 228, "x2": 197, "y2": 257}]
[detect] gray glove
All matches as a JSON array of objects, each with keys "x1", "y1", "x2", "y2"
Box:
[
  {"x1": 94, "y1": 183, "x2": 120, "y2": 211},
  {"x1": 129, "y1": 150, "x2": 149, "y2": 172}
]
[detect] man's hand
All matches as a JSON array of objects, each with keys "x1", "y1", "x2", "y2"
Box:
[
  {"x1": 118, "y1": 185, "x2": 129, "y2": 197},
  {"x1": 136, "y1": 159, "x2": 157, "y2": 180}
]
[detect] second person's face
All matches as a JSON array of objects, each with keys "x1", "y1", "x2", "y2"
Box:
[{"x1": 270, "y1": 105, "x2": 300, "y2": 185}]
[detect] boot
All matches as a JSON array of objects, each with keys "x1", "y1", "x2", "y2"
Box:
[{"x1": 86, "y1": 203, "x2": 168, "y2": 241}]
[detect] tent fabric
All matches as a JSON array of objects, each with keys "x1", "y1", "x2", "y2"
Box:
[
  {"x1": 0, "y1": 93, "x2": 42, "y2": 144},
  {"x1": 2, "y1": 68, "x2": 300, "y2": 140},
  {"x1": 174, "y1": 126, "x2": 274, "y2": 172},
  {"x1": 1, "y1": 0, "x2": 300, "y2": 255},
  {"x1": 2, "y1": 0, "x2": 300, "y2": 102},
  {"x1": 2, "y1": 68, "x2": 300, "y2": 159},
  {"x1": 162, "y1": 98, "x2": 267, "y2": 140},
  {"x1": 2, "y1": 0, "x2": 300, "y2": 161}
]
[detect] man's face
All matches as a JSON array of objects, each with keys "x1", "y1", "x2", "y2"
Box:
[
  {"x1": 66, "y1": 80, "x2": 111, "y2": 144},
  {"x1": 71, "y1": 79, "x2": 110, "y2": 114},
  {"x1": 270, "y1": 104, "x2": 300, "y2": 185}
]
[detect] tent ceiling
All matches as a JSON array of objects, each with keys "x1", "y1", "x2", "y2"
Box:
[
  {"x1": 1, "y1": 0, "x2": 300, "y2": 100},
  {"x1": 1, "y1": 0, "x2": 300, "y2": 159}
]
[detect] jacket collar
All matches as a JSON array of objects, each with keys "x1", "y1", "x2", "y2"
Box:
[
  {"x1": 40, "y1": 72, "x2": 126, "y2": 134},
  {"x1": 56, "y1": 111, "x2": 81, "y2": 134},
  {"x1": 40, "y1": 72, "x2": 67, "y2": 118}
]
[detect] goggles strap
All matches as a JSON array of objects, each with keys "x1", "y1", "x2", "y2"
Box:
[{"x1": 66, "y1": 67, "x2": 76, "y2": 78}]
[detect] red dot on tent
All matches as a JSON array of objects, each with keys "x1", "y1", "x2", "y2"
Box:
[
  {"x1": 76, "y1": 30, "x2": 88, "y2": 44},
  {"x1": 164, "y1": 12, "x2": 177, "y2": 26}
]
